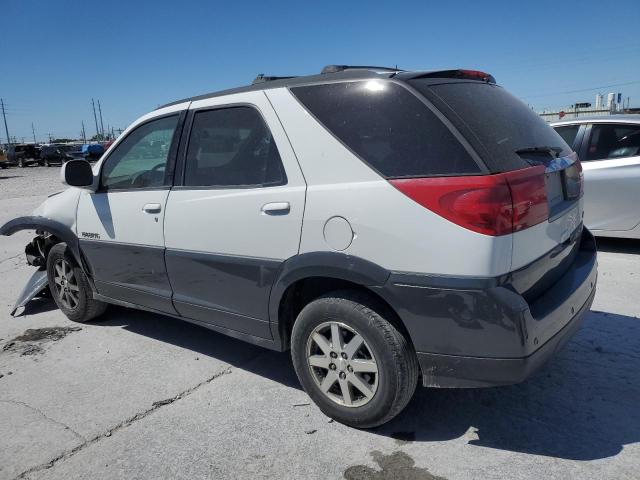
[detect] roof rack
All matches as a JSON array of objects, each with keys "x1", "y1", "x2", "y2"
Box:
[
  {"x1": 321, "y1": 65, "x2": 402, "y2": 74},
  {"x1": 252, "y1": 74, "x2": 297, "y2": 85}
]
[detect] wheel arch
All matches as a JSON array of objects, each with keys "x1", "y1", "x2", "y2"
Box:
[
  {"x1": 269, "y1": 252, "x2": 411, "y2": 351},
  {"x1": 0, "y1": 216, "x2": 82, "y2": 266}
]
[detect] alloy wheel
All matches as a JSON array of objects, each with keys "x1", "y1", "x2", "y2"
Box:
[
  {"x1": 306, "y1": 321, "x2": 379, "y2": 407},
  {"x1": 53, "y1": 259, "x2": 80, "y2": 309}
]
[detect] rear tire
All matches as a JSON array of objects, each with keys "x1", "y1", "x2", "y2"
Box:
[
  {"x1": 291, "y1": 290, "x2": 419, "y2": 428},
  {"x1": 46, "y1": 243, "x2": 107, "y2": 323}
]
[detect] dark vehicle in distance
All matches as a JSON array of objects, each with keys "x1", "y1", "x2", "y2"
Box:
[
  {"x1": 82, "y1": 143, "x2": 105, "y2": 161},
  {"x1": 6, "y1": 144, "x2": 43, "y2": 167},
  {"x1": 40, "y1": 145, "x2": 75, "y2": 167}
]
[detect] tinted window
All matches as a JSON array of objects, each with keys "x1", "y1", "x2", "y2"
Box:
[
  {"x1": 585, "y1": 124, "x2": 640, "y2": 161},
  {"x1": 184, "y1": 106, "x2": 286, "y2": 187},
  {"x1": 554, "y1": 125, "x2": 580, "y2": 148},
  {"x1": 101, "y1": 115, "x2": 179, "y2": 190},
  {"x1": 291, "y1": 81, "x2": 480, "y2": 178},
  {"x1": 411, "y1": 80, "x2": 573, "y2": 172}
]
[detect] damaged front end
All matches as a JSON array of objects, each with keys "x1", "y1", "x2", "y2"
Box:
[
  {"x1": 11, "y1": 231, "x2": 58, "y2": 316},
  {"x1": 1, "y1": 187, "x2": 85, "y2": 316}
]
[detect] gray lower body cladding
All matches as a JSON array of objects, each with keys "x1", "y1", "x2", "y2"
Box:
[{"x1": 374, "y1": 228, "x2": 598, "y2": 388}]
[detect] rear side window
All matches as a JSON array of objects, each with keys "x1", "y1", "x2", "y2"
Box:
[
  {"x1": 585, "y1": 123, "x2": 640, "y2": 161},
  {"x1": 184, "y1": 106, "x2": 287, "y2": 187},
  {"x1": 554, "y1": 125, "x2": 580, "y2": 149},
  {"x1": 290, "y1": 81, "x2": 480, "y2": 178},
  {"x1": 411, "y1": 81, "x2": 573, "y2": 172}
]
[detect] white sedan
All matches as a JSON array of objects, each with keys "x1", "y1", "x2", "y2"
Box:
[{"x1": 552, "y1": 115, "x2": 640, "y2": 239}]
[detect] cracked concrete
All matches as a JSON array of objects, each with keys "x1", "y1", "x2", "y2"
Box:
[
  {"x1": 1, "y1": 168, "x2": 639, "y2": 480},
  {"x1": 12, "y1": 366, "x2": 236, "y2": 479}
]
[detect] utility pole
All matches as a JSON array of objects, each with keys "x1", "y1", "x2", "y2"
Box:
[
  {"x1": 32, "y1": 123, "x2": 37, "y2": 144},
  {"x1": 91, "y1": 98, "x2": 100, "y2": 140},
  {"x1": 1, "y1": 98, "x2": 10, "y2": 146},
  {"x1": 81, "y1": 121, "x2": 86, "y2": 143},
  {"x1": 47, "y1": 133, "x2": 53, "y2": 143},
  {"x1": 97, "y1": 100, "x2": 105, "y2": 139}
]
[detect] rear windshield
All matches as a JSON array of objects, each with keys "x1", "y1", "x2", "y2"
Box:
[
  {"x1": 410, "y1": 80, "x2": 573, "y2": 172},
  {"x1": 290, "y1": 81, "x2": 481, "y2": 178}
]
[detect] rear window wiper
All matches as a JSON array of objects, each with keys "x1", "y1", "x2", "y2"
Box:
[{"x1": 515, "y1": 146, "x2": 563, "y2": 158}]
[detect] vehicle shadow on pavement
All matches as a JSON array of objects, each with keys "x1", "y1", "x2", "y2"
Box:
[
  {"x1": 377, "y1": 310, "x2": 640, "y2": 461},
  {"x1": 96, "y1": 306, "x2": 302, "y2": 389},
  {"x1": 596, "y1": 237, "x2": 640, "y2": 255},
  {"x1": 86, "y1": 306, "x2": 638, "y2": 462}
]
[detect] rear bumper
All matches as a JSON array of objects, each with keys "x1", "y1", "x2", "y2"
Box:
[
  {"x1": 375, "y1": 227, "x2": 598, "y2": 388},
  {"x1": 417, "y1": 285, "x2": 595, "y2": 387}
]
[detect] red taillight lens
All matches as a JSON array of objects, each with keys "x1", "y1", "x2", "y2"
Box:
[
  {"x1": 390, "y1": 166, "x2": 548, "y2": 236},
  {"x1": 505, "y1": 166, "x2": 548, "y2": 232}
]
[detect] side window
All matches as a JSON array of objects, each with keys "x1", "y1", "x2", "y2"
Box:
[
  {"x1": 291, "y1": 81, "x2": 480, "y2": 178},
  {"x1": 101, "y1": 115, "x2": 179, "y2": 190},
  {"x1": 553, "y1": 125, "x2": 580, "y2": 149},
  {"x1": 184, "y1": 106, "x2": 286, "y2": 187},
  {"x1": 586, "y1": 123, "x2": 640, "y2": 161}
]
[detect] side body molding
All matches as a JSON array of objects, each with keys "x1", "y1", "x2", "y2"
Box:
[
  {"x1": 268, "y1": 251, "x2": 391, "y2": 347},
  {"x1": 0, "y1": 216, "x2": 82, "y2": 266}
]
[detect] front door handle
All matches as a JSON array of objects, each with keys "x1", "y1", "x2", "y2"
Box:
[
  {"x1": 261, "y1": 202, "x2": 290, "y2": 215},
  {"x1": 142, "y1": 203, "x2": 162, "y2": 214}
]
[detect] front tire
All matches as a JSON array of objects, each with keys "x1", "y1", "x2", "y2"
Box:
[
  {"x1": 46, "y1": 243, "x2": 107, "y2": 322},
  {"x1": 291, "y1": 291, "x2": 419, "y2": 428}
]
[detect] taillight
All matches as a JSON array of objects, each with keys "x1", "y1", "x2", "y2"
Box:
[{"x1": 390, "y1": 166, "x2": 548, "y2": 236}]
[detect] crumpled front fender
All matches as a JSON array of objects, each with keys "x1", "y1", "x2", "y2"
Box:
[{"x1": 0, "y1": 215, "x2": 82, "y2": 266}]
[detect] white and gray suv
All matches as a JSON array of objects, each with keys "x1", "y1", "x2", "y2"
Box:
[{"x1": 1, "y1": 66, "x2": 598, "y2": 428}]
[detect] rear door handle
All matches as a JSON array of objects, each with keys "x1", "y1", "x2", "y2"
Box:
[
  {"x1": 142, "y1": 203, "x2": 162, "y2": 214},
  {"x1": 261, "y1": 202, "x2": 290, "y2": 215}
]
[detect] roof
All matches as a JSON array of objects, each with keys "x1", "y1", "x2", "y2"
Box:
[
  {"x1": 159, "y1": 69, "x2": 398, "y2": 109},
  {"x1": 157, "y1": 67, "x2": 493, "y2": 109},
  {"x1": 551, "y1": 114, "x2": 640, "y2": 125}
]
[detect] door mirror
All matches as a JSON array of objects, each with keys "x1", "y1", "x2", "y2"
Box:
[{"x1": 61, "y1": 160, "x2": 95, "y2": 190}]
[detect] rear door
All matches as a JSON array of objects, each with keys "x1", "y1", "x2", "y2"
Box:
[
  {"x1": 76, "y1": 111, "x2": 185, "y2": 313},
  {"x1": 553, "y1": 123, "x2": 586, "y2": 152},
  {"x1": 578, "y1": 122, "x2": 640, "y2": 232},
  {"x1": 163, "y1": 91, "x2": 306, "y2": 339}
]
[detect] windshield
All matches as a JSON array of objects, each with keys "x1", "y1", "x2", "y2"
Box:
[{"x1": 409, "y1": 80, "x2": 573, "y2": 172}]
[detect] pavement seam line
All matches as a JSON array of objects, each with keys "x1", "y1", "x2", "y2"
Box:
[
  {"x1": 12, "y1": 365, "x2": 235, "y2": 480},
  {"x1": 0, "y1": 400, "x2": 86, "y2": 442},
  {"x1": 0, "y1": 253, "x2": 23, "y2": 266}
]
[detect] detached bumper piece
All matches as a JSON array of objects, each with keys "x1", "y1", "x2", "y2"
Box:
[{"x1": 11, "y1": 269, "x2": 49, "y2": 317}]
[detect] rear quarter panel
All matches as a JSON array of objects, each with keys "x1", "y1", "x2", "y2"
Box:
[{"x1": 266, "y1": 87, "x2": 512, "y2": 277}]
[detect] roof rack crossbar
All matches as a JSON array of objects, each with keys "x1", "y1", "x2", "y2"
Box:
[{"x1": 321, "y1": 65, "x2": 403, "y2": 74}]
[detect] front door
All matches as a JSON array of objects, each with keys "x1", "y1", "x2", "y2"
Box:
[
  {"x1": 76, "y1": 113, "x2": 184, "y2": 313},
  {"x1": 163, "y1": 92, "x2": 306, "y2": 339},
  {"x1": 581, "y1": 123, "x2": 640, "y2": 232}
]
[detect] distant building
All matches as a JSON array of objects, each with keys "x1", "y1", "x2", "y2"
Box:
[{"x1": 538, "y1": 93, "x2": 632, "y2": 123}]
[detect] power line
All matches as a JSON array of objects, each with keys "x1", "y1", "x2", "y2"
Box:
[{"x1": 521, "y1": 80, "x2": 640, "y2": 99}]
